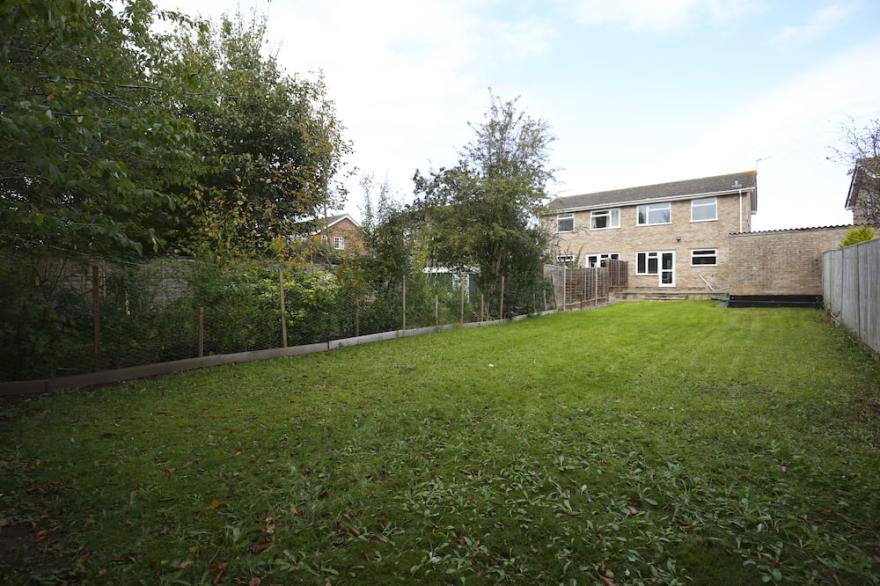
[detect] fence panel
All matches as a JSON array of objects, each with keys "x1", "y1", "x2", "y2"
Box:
[{"x1": 822, "y1": 239, "x2": 880, "y2": 353}]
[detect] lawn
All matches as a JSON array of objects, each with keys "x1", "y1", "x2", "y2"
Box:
[{"x1": 1, "y1": 301, "x2": 878, "y2": 584}]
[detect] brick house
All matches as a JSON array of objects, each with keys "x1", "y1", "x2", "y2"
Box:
[
  {"x1": 544, "y1": 171, "x2": 757, "y2": 291},
  {"x1": 314, "y1": 213, "x2": 364, "y2": 257},
  {"x1": 845, "y1": 157, "x2": 879, "y2": 226}
]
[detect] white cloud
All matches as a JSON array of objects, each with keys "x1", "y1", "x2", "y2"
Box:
[
  {"x1": 562, "y1": 0, "x2": 761, "y2": 31},
  {"x1": 771, "y1": 2, "x2": 856, "y2": 45}
]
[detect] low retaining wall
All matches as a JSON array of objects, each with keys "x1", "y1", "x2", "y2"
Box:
[
  {"x1": 728, "y1": 225, "x2": 851, "y2": 295},
  {"x1": 1, "y1": 309, "x2": 566, "y2": 396}
]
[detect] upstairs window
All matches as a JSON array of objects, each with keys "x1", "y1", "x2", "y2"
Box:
[
  {"x1": 690, "y1": 249, "x2": 718, "y2": 265},
  {"x1": 556, "y1": 255, "x2": 574, "y2": 266},
  {"x1": 637, "y1": 203, "x2": 671, "y2": 225},
  {"x1": 691, "y1": 197, "x2": 718, "y2": 222},
  {"x1": 556, "y1": 213, "x2": 575, "y2": 233},
  {"x1": 590, "y1": 209, "x2": 620, "y2": 229},
  {"x1": 334, "y1": 236, "x2": 345, "y2": 250}
]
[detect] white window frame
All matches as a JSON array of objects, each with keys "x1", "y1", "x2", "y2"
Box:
[
  {"x1": 556, "y1": 255, "x2": 574, "y2": 265},
  {"x1": 585, "y1": 252, "x2": 620, "y2": 268},
  {"x1": 636, "y1": 202, "x2": 672, "y2": 226},
  {"x1": 690, "y1": 248, "x2": 718, "y2": 266},
  {"x1": 590, "y1": 208, "x2": 620, "y2": 230},
  {"x1": 690, "y1": 197, "x2": 718, "y2": 222},
  {"x1": 333, "y1": 236, "x2": 345, "y2": 250},
  {"x1": 556, "y1": 213, "x2": 575, "y2": 233},
  {"x1": 635, "y1": 251, "x2": 660, "y2": 275}
]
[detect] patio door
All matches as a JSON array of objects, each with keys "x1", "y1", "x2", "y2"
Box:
[{"x1": 659, "y1": 251, "x2": 675, "y2": 287}]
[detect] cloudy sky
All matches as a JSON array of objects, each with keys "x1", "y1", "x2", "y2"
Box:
[{"x1": 156, "y1": 0, "x2": 880, "y2": 230}]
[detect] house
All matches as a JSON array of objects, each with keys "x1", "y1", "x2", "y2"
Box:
[
  {"x1": 544, "y1": 171, "x2": 758, "y2": 291},
  {"x1": 313, "y1": 213, "x2": 364, "y2": 257},
  {"x1": 845, "y1": 157, "x2": 879, "y2": 226}
]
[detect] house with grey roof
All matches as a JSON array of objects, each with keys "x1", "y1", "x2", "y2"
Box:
[{"x1": 543, "y1": 171, "x2": 758, "y2": 291}]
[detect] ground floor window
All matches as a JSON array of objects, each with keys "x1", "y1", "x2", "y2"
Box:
[
  {"x1": 690, "y1": 249, "x2": 717, "y2": 265},
  {"x1": 586, "y1": 252, "x2": 619, "y2": 268},
  {"x1": 556, "y1": 255, "x2": 574, "y2": 265},
  {"x1": 636, "y1": 251, "x2": 659, "y2": 275},
  {"x1": 334, "y1": 236, "x2": 346, "y2": 250}
]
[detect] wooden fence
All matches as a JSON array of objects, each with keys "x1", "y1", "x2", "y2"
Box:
[
  {"x1": 821, "y1": 238, "x2": 880, "y2": 353},
  {"x1": 545, "y1": 260, "x2": 628, "y2": 310}
]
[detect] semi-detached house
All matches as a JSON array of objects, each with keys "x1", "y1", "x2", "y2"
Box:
[{"x1": 544, "y1": 171, "x2": 757, "y2": 291}]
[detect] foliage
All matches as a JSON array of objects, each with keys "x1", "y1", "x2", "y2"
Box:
[
  {"x1": 0, "y1": 1, "x2": 351, "y2": 261},
  {"x1": 832, "y1": 117, "x2": 880, "y2": 226},
  {"x1": 0, "y1": 0, "x2": 202, "y2": 258},
  {"x1": 839, "y1": 224, "x2": 875, "y2": 248},
  {"x1": 2, "y1": 302, "x2": 879, "y2": 584},
  {"x1": 167, "y1": 13, "x2": 352, "y2": 258},
  {"x1": 413, "y1": 94, "x2": 554, "y2": 316}
]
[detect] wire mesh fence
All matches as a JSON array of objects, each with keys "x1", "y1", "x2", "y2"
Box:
[{"x1": 0, "y1": 253, "x2": 563, "y2": 383}]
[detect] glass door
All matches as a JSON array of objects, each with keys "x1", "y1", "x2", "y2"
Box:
[{"x1": 659, "y1": 251, "x2": 675, "y2": 287}]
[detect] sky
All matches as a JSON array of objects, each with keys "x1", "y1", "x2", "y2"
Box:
[{"x1": 155, "y1": 0, "x2": 880, "y2": 230}]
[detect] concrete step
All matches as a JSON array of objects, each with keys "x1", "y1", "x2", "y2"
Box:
[{"x1": 614, "y1": 289, "x2": 717, "y2": 301}]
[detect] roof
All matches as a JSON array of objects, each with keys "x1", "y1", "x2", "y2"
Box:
[
  {"x1": 546, "y1": 171, "x2": 758, "y2": 213},
  {"x1": 730, "y1": 224, "x2": 852, "y2": 236},
  {"x1": 846, "y1": 157, "x2": 879, "y2": 209},
  {"x1": 321, "y1": 213, "x2": 360, "y2": 229}
]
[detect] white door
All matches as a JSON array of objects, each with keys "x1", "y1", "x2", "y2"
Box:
[{"x1": 659, "y1": 251, "x2": 675, "y2": 287}]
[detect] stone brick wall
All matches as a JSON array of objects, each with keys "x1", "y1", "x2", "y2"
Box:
[
  {"x1": 728, "y1": 226, "x2": 851, "y2": 295},
  {"x1": 545, "y1": 192, "x2": 753, "y2": 290}
]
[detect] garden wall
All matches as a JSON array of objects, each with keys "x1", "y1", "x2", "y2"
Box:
[{"x1": 728, "y1": 226, "x2": 852, "y2": 295}]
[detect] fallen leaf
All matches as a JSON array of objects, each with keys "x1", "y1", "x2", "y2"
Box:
[
  {"x1": 599, "y1": 575, "x2": 617, "y2": 586},
  {"x1": 163, "y1": 468, "x2": 175, "y2": 476},
  {"x1": 75, "y1": 551, "x2": 90, "y2": 565},
  {"x1": 252, "y1": 541, "x2": 271, "y2": 554},
  {"x1": 248, "y1": 578, "x2": 261, "y2": 586},
  {"x1": 188, "y1": 545, "x2": 199, "y2": 555},
  {"x1": 211, "y1": 561, "x2": 227, "y2": 585},
  {"x1": 178, "y1": 560, "x2": 192, "y2": 569},
  {"x1": 207, "y1": 499, "x2": 226, "y2": 510}
]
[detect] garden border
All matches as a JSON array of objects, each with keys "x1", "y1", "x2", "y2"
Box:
[{"x1": 0, "y1": 309, "x2": 563, "y2": 396}]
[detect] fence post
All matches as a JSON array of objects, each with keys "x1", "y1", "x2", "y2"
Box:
[
  {"x1": 562, "y1": 266, "x2": 566, "y2": 312},
  {"x1": 402, "y1": 276, "x2": 407, "y2": 331},
  {"x1": 499, "y1": 275, "x2": 505, "y2": 319},
  {"x1": 279, "y1": 269, "x2": 288, "y2": 348},
  {"x1": 480, "y1": 293, "x2": 485, "y2": 321},
  {"x1": 543, "y1": 288, "x2": 547, "y2": 312},
  {"x1": 198, "y1": 306, "x2": 205, "y2": 357},
  {"x1": 583, "y1": 267, "x2": 587, "y2": 308},
  {"x1": 594, "y1": 267, "x2": 599, "y2": 303},
  {"x1": 355, "y1": 298, "x2": 360, "y2": 338},
  {"x1": 434, "y1": 295, "x2": 439, "y2": 326},
  {"x1": 459, "y1": 275, "x2": 465, "y2": 324},
  {"x1": 92, "y1": 265, "x2": 101, "y2": 371}
]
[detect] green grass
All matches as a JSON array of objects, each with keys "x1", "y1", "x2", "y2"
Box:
[{"x1": 1, "y1": 301, "x2": 879, "y2": 585}]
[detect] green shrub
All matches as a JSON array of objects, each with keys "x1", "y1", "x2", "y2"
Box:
[{"x1": 839, "y1": 225, "x2": 875, "y2": 248}]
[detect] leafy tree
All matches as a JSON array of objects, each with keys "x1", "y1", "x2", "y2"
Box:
[
  {"x1": 413, "y1": 94, "x2": 554, "y2": 314},
  {"x1": 168, "y1": 12, "x2": 352, "y2": 258},
  {"x1": 833, "y1": 117, "x2": 880, "y2": 226},
  {"x1": 0, "y1": 0, "x2": 202, "y2": 258},
  {"x1": 839, "y1": 225, "x2": 874, "y2": 248}
]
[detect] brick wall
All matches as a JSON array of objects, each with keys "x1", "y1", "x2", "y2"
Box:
[
  {"x1": 325, "y1": 218, "x2": 364, "y2": 256},
  {"x1": 728, "y1": 226, "x2": 851, "y2": 295}
]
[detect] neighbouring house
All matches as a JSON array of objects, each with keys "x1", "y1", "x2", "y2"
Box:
[
  {"x1": 845, "y1": 157, "x2": 879, "y2": 226},
  {"x1": 312, "y1": 213, "x2": 365, "y2": 257},
  {"x1": 544, "y1": 171, "x2": 758, "y2": 291}
]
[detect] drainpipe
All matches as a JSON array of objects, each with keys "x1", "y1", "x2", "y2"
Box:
[{"x1": 738, "y1": 188, "x2": 743, "y2": 233}]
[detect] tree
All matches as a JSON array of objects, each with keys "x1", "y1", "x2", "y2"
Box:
[
  {"x1": 833, "y1": 117, "x2": 880, "y2": 226},
  {"x1": 168, "y1": 12, "x2": 352, "y2": 258},
  {"x1": 413, "y1": 94, "x2": 554, "y2": 313},
  {"x1": 0, "y1": 0, "x2": 202, "y2": 258},
  {"x1": 839, "y1": 225, "x2": 874, "y2": 248}
]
